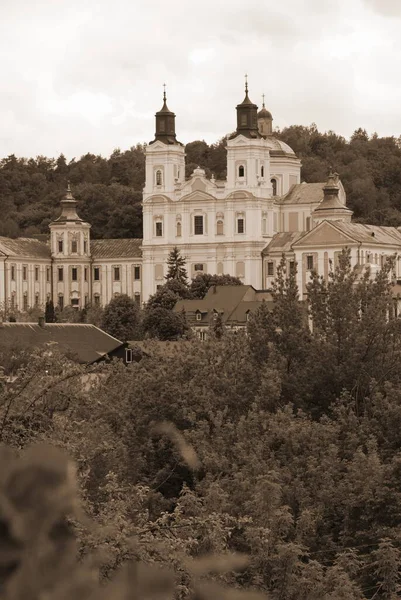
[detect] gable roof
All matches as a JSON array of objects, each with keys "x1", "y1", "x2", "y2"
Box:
[
  {"x1": 334, "y1": 222, "x2": 401, "y2": 246},
  {"x1": 175, "y1": 285, "x2": 272, "y2": 325},
  {"x1": 262, "y1": 231, "x2": 304, "y2": 255},
  {"x1": 0, "y1": 237, "x2": 51, "y2": 259},
  {"x1": 91, "y1": 238, "x2": 142, "y2": 259},
  {"x1": 276, "y1": 182, "x2": 326, "y2": 206},
  {"x1": 0, "y1": 323, "x2": 125, "y2": 364}
]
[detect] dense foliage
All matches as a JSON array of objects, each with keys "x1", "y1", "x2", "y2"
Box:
[
  {"x1": 1, "y1": 125, "x2": 401, "y2": 239},
  {"x1": 100, "y1": 293, "x2": 140, "y2": 342},
  {"x1": 1, "y1": 252, "x2": 401, "y2": 598}
]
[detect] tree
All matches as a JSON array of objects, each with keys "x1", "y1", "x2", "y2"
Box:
[
  {"x1": 142, "y1": 306, "x2": 185, "y2": 341},
  {"x1": 190, "y1": 273, "x2": 243, "y2": 300},
  {"x1": 165, "y1": 247, "x2": 188, "y2": 285},
  {"x1": 210, "y1": 312, "x2": 224, "y2": 339},
  {"x1": 45, "y1": 300, "x2": 56, "y2": 323},
  {"x1": 100, "y1": 294, "x2": 140, "y2": 341}
]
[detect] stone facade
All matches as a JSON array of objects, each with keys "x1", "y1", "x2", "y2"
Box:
[{"x1": 1, "y1": 83, "x2": 401, "y2": 315}]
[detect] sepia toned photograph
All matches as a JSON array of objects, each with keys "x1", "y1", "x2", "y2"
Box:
[{"x1": 0, "y1": 1, "x2": 401, "y2": 598}]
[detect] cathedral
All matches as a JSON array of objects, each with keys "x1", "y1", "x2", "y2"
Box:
[{"x1": 1, "y1": 81, "x2": 401, "y2": 316}]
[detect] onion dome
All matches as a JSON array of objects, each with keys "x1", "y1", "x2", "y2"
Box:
[
  {"x1": 229, "y1": 75, "x2": 261, "y2": 139},
  {"x1": 150, "y1": 84, "x2": 182, "y2": 145},
  {"x1": 257, "y1": 94, "x2": 273, "y2": 136}
]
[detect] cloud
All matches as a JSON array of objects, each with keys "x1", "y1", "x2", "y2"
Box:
[{"x1": 0, "y1": 0, "x2": 400, "y2": 159}]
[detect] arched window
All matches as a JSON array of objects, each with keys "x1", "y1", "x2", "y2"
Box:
[
  {"x1": 271, "y1": 178, "x2": 277, "y2": 196},
  {"x1": 216, "y1": 220, "x2": 224, "y2": 235},
  {"x1": 238, "y1": 165, "x2": 245, "y2": 178},
  {"x1": 261, "y1": 166, "x2": 264, "y2": 178},
  {"x1": 176, "y1": 222, "x2": 182, "y2": 237},
  {"x1": 156, "y1": 170, "x2": 162, "y2": 186},
  {"x1": 236, "y1": 261, "x2": 245, "y2": 278}
]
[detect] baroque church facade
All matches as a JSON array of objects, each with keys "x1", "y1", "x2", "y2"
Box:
[{"x1": 1, "y1": 82, "x2": 401, "y2": 316}]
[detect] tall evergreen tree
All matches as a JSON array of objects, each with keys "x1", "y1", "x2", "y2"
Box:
[
  {"x1": 44, "y1": 300, "x2": 56, "y2": 323},
  {"x1": 165, "y1": 247, "x2": 188, "y2": 285}
]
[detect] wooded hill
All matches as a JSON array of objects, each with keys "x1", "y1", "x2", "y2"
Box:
[{"x1": 1, "y1": 125, "x2": 401, "y2": 239}]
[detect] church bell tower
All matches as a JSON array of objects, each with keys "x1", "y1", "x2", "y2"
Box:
[{"x1": 143, "y1": 85, "x2": 186, "y2": 200}]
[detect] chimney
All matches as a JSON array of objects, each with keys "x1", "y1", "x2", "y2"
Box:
[{"x1": 38, "y1": 316, "x2": 45, "y2": 328}]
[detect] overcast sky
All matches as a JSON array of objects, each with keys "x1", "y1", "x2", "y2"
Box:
[{"x1": 1, "y1": 0, "x2": 400, "y2": 160}]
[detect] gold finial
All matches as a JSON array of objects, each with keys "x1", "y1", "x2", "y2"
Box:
[
  {"x1": 245, "y1": 73, "x2": 248, "y2": 94},
  {"x1": 163, "y1": 83, "x2": 166, "y2": 102},
  {"x1": 262, "y1": 93, "x2": 265, "y2": 108}
]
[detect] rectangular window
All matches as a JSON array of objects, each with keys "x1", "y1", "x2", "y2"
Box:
[
  {"x1": 267, "y1": 262, "x2": 274, "y2": 276},
  {"x1": 196, "y1": 313, "x2": 202, "y2": 321},
  {"x1": 11, "y1": 266, "x2": 15, "y2": 281},
  {"x1": 35, "y1": 295, "x2": 39, "y2": 307},
  {"x1": 85, "y1": 295, "x2": 89, "y2": 307},
  {"x1": 84, "y1": 240, "x2": 87, "y2": 254},
  {"x1": 71, "y1": 240, "x2": 78, "y2": 253},
  {"x1": 194, "y1": 215, "x2": 204, "y2": 235},
  {"x1": 307, "y1": 255, "x2": 314, "y2": 271},
  {"x1": 289, "y1": 261, "x2": 295, "y2": 274},
  {"x1": 58, "y1": 240, "x2": 63, "y2": 253},
  {"x1": 35, "y1": 267, "x2": 39, "y2": 281},
  {"x1": 237, "y1": 218, "x2": 244, "y2": 234},
  {"x1": 134, "y1": 293, "x2": 141, "y2": 306},
  {"x1": 125, "y1": 348, "x2": 133, "y2": 363},
  {"x1": 58, "y1": 295, "x2": 64, "y2": 310},
  {"x1": 84, "y1": 267, "x2": 88, "y2": 282},
  {"x1": 46, "y1": 267, "x2": 50, "y2": 283},
  {"x1": 23, "y1": 266, "x2": 27, "y2": 281},
  {"x1": 156, "y1": 221, "x2": 163, "y2": 237},
  {"x1": 23, "y1": 295, "x2": 28, "y2": 311},
  {"x1": 94, "y1": 295, "x2": 100, "y2": 306},
  {"x1": 94, "y1": 267, "x2": 100, "y2": 281},
  {"x1": 199, "y1": 331, "x2": 207, "y2": 341},
  {"x1": 58, "y1": 267, "x2": 64, "y2": 282},
  {"x1": 71, "y1": 298, "x2": 79, "y2": 308},
  {"x1": 72, "y1": 267, "x2": 78, "y2": 281},
  {"x1": 114, "y1": 267, "x2": 120, "y2": 281},
  {"x1": 134, "y1": 266, "x2": 141, "y2": 280},
  {"x1": 194, "y1": 263, "x2": 204, "y2": 272}
]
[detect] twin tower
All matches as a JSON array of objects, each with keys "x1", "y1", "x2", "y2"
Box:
[
  {"x1": 141, "y1": 81, "x2": 302, "y2": 300},
  {"x1": 143, "y1": 80, "x2": 300, "y2": 202}
]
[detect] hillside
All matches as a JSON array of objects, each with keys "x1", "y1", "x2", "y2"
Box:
[{"x1": 1, "y1": 125, "x2": 400, "y2": 240}]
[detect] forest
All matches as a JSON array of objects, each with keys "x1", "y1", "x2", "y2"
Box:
[
  {"x1": 1, "y1": 125, "x2": 401, "y2": 240},
  {"x1": 1, "y1": 252, "x2": 401, "y2": 598}
]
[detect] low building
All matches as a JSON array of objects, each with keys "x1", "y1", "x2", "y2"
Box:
[
  {"x1": 174, "y1": 285, "x2": 273, "y2": 340},
  {"x1": 0, "y1": 320, "x2": 131, "y2": 365}
]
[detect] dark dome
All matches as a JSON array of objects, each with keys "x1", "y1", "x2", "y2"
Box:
[{"x1": 258, "y1": 107, "x2": 272, "y2": 119}]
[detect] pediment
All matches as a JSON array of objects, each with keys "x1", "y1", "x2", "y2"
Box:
[
  {"x1": 191, "y1": 177, "x2": 207, "y2": 192},
  {"x1": 226, "y1": 190, "x2": 255, "y2": 200},
  {"x1": 293, "y1": 221, "x2": 358, "y2": 248},
  {"x1": 179, "y1": 188, "x2": 217, "y2": 203},
  {"x1": 228, "y1": 134, "x2": 250, "y2": 146},
  {"x1": 146, "y1": 140, "x2": 167, "y2": 151},
  {"x1": 143, "y1": 194, "x2": 172, "y2": 205}
]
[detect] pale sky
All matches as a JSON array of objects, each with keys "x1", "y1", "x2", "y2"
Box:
[{"x1": 1, "y1": 0, "x2": 400, "y2": 160}]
